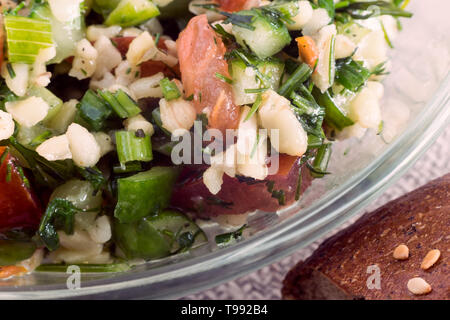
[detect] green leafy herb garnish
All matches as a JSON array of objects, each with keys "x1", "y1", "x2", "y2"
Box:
[{"x1": 215, "y1": 224, "x2": 247, "y2": 246}]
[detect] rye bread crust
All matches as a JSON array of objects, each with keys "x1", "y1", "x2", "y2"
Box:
[{"x1": 282, "y1": 174, "x2": 450, "y2": 300}]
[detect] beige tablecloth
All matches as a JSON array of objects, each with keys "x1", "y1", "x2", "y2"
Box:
[{"x1": 184, "y1": 125, "x2": 450, "y2": 300}]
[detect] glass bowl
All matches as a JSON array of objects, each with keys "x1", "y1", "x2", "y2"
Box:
[{"x1": 1, "y1": 0, "x2": 449, "y2": 299}]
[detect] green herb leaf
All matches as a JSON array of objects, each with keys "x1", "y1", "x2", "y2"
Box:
[
  {"x1": 160, "y1": 78, "x2": 181, "y2": 101},
  {"x1": 215, "y1": 224, "x2": 247, "y2": 246},
  {"x1": 38, "y1": 199, "x2": 80, "y2": 251}
]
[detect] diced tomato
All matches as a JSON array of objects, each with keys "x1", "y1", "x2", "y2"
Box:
[
  {"x1": 170, "y1": 155, "x2": 312, "y2": 218},
  {"x1": 112, "y1": 36, "x2": 168, "y2": 56},
  {"x1": 217, "y1": 0, "x2": 260, "y2": 12},
  {"x1": 111, "y1": 36, "x2": 178, "y2": 78},
  {"x1": 296, "y1": 36, "x2": 319, "y2": 69},
  {"x1": 0, "y1": 266, "x2": 27, "y2": 279},
  {"x1": 177, "y1": 15, "x2": 240, "y2": 133},
  {"x1": 0, "y1": 147, "x2": 42, "y2": 232}
]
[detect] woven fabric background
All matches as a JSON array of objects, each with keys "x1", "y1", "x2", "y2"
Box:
[{"x1": 184, "y1": 125, "x2": 450, "y2": 300}]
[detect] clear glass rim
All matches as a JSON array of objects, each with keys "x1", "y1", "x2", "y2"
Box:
[{"x1": 1, "y1": 72, "x2": 449, "y2": 300}]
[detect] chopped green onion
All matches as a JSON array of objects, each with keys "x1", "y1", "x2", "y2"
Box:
[
  {"x1": 113, "y1": 161, "x2": 142, "y2": 174},
  {"x1": 77, "y1": 90, "x2": 112, "y2": 131},
  {"x1": 160, "y1": 78, "x2": 181, "y2": 101},
  {"x1": 336, "y1": 1, "x2": 413, "y2": 19},
  {"x1": 6, "y1": 63, "x2": 16, "y2": 79},
  {"x1": 244, "y1": 88, "x2": 268, "y2": 94},
  {"x1": 335, "y1": 59, "x2": 371, "y2": 92},
  {"x1": 215, "y1": 72, "x2": 233, "y2": 84},
  {"x1": 278, "y1": 63, "x2": 312, "y2": 97},
  {"x1": 328, "y1": 35, "x2": 336, "y2": 86},
  {"x1": 244, "y1": 94, "x2": 263, "y2": 122},
  {"x1": 215, "y1": 225, "x2": 247, "y2": 246},
  {"x1": 29, "y1": 130, "x2": 52, "y2": 147},
  {"x1": 312, "y1": 87, "x2": 354, "y2": 131},
  {"x1": 380, "y1": 20, "x2": 394, "y2": 48},
  {"x1": 99, "y1": 89, "x2": 141, "y2": 119},
  {"x1": 307, "y1": 134, "x2": 324, "y2": 149},
  {"x1": 36, "y1": 263, "x2": 131, "y2": 273},
  {"x1": 5, "y1": 163, "x2": 12, "y2": 182},
  {"x1": 4, "y1": 15, "x2": 53, "y2": 64},
  {"x1": 115, "y1": 130, "x2": 153, "y2": 164},
  {"x1": 310, "y1": 143, "x2": 332, "y2": 178},
  {"x1": 335, "y1": 1, "x2": 350, "y2": 9},
  {"x1": 294, "y1": 166, "x2": 302, "y2": 201},
  {"x1": 0, "y1": 147, "x2": 9, "y2": 165}
]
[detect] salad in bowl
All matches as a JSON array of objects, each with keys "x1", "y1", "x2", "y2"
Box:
[{"x1": 0, "y1": 0, "x2": 412, "y2": 278}]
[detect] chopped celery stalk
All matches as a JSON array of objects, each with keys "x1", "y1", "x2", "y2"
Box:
[
  {"x1": 114, "y1": 167, "x2": 179, "y2": 223},
  {"x1": 4, "y1": 16, "x2": 53, "y2": 64},
  {"x1": 76, "y1": 90, "x2": 112, "y2": 131},
  {"x1": 278, "y1": 63, "x2": 312, "y2": 97},
  {"x1": 335, "y1": 59, "x2": 371, "y2": 92},
  {"x1": 310, "y1": 143, "x2": 332, "y2": 178},
  {"x1": 36, "y1": 263, "x2": 131, "y2": 273},
  {"x1": 30, "y1": 3, "x2": 85, "y2": 64},
  {"x1": 114, "y1": 210, "x2": 207, "y2": 260},
  {"x1": 98, "y1": 89, "x2": 141, "y2": 119},
  {"x1": 0, "y1": 240, "x2": 36, "y2": 266},
  {"x1": 27, "y1": 86, "x2": 63, "y2": 123},
  {"x1": 232, "y1": 9, "x2": 291, "y2": 59},
  {"x1": 160, "y1": 78, "x2": 181, "y2": 101},
  {"x1": 105, "y1": 0, "x2": 160, "y2": 27},
  {"x1": 312, "y1": 87, "x2": 354, "y2": 131},
  {"x1": 115, "y1": 130, "x2": 153, "y2": 164}
]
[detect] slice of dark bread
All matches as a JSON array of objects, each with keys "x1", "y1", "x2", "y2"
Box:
[{"x1": 282, "y1": 173, "x2": 450, "y2": 300}]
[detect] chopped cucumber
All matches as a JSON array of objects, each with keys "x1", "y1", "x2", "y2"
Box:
[
  {"x1": 336, "y1": 21, "x2": 370, "y2": 44},
  {"x1": 114, "y1": 210, "x2": 207, "y2": 260},
  {"x1": 0, "y1": 240, "x2": 36, "y2": 266},
  {"x1": 232, "y1": 9, "x2": 291, "y2": 59},
  {"x1": 114, "y1": 166, "x2": 179, "y2": 223},
  {"x1": 31, "y1": 3, "x2": 85, "y2": 64},
  {"x1": 26, "y1": 86, "x2": 63, "y2": 124},
  {"x1": 230, "y1": 56, "x2": 284, "y2": 105},
  {"x1": 17, "y1": 124, "x2": 53, "y2": 148},
  {"x1": 105, "y1": 0, "x2": 160, "y2": 27},
  {"x1": 158, "y1": 0, "x2": 191, "y2": 19},
  {"x1": 92, "y1": 0, "x2": 121, "y2": 17}
]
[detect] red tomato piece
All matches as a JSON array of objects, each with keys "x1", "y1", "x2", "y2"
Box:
[
  {"x1": 170, "y1": 155, "x2": 312, "y2": 218},
  {"x1": 111, "y1": 36, "x2": 177, "y2": 78},
  {"x1": 0, "y1": 147, "x2": 42, "y2": 232},
  {"x1": 218, "y1": 0, "x2": 260, "y2": 12},
  {"x1": 177, "y1": 15, "x2": 240, "y2": 133}
]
